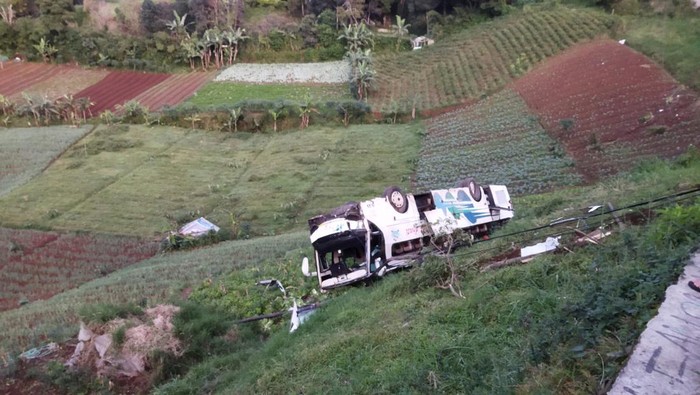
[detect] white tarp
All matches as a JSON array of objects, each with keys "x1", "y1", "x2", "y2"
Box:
[
  {"x1": 178, "y1": 217, "x2": 219, "y2": 237},
  {"x1": 521, "y1": 236, "x2": 560, "y2": 258}
]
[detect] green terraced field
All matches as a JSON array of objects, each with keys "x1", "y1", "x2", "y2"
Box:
[
  {"x1": 416, "y1": 89, "x2": 582, "y2": 195},
  {"x1": 371, "y1": 7, "x2": 616, "y2": 112},
  {"x1": 0, "y1": 123, "x2": 422, "y2": 237}
]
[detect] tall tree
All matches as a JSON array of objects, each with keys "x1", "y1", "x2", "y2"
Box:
[
  {"x1": 0, "y1": 2, "x2": 15, "y2": 25},
  {"x1": 189, "y1": 0, "x2": 215, "y2": 32},
  {"x1": 36, "y1": 0, "x2": 73, "y2": 37},
  {"x1": 140, "y1": 0, "x2": 159, "y2": 34}
]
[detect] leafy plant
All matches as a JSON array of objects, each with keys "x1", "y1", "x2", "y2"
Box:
[{"x1": 78, "y1": 303, "x2": 144, "y2": 324}]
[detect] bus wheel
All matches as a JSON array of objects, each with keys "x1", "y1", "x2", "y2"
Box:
[
  {"x1": 384, "y1": 186, "x2": 408, "y2": 213},
  {"x1": 457, "y1": 178, "x2": 482, "y2": 201}
]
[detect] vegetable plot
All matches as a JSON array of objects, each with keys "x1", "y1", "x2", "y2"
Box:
[
  {"x1": 372, "y1": 8, "x2": 616, "y2": 113},
  {"x1": 0, "y1": 227, "x2": 159, "y2": 313},
  {"x1": 0, "y1": 126, "x2": 93, "y2": 197},
  {"x1": 416, "y1": 89, "x2": 582, "y2": 195},
  {"x1": 130, "y1": 71, "x2": 217, "y2": 111},
  {"x1": 73, "y1": 70, "x2": 170, "y2": 114},
  {"x1": 513, "y1": 40, "x2": 700, "y2": 180},
  {"x1": 0, "y1": 62, "x2": 60, "y2": 97}
]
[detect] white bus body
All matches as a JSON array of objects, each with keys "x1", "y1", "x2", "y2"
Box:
[{"x1": 304, "y1": 179, "x2": 514, "y2": 290}]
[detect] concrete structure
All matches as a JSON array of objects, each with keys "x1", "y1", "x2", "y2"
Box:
[{"x1": 610, "y1": 252, "x2": 700, "y2": 394}]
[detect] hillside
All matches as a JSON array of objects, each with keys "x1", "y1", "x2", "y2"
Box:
[
  {"x1": 417, "y1": 39, "x2": 700, "y2": 196},
  {"x1": 0, "y1": 4, "x2": 699, "y2": 394},
  {"x1": 513, "y1": 40, "x2": 700, "y2": 180},
  {"x1": 0, "y1": 123, "x2": 421, "y2": 237},
  {"x1": 371, "y1": 7, "x2": 616, "y2": 113}
]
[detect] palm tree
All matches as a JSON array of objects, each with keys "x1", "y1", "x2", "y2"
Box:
[
  {"x1": 268, "y1": 108, "x2": 285, "y2": 132},
  {"x1": 298, "y1": 97, "x2": 318, "y2": 129},
  {"x1": 202, "y1": 28, "x2": 222, "y2": 69},
  {"x1": 392, "y1": 15, "x2": 410, "y2": 51},
  {"x1": 346, "y1": 48, "x2": 372, "y2": 70},
  {"x1": 0, "y1": 3, "x2": 15, "y2": 25}
]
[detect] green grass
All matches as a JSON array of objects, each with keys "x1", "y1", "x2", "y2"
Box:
[
  {"x1": 0, "y1": 231, "x2": 310, "y2": 354},
  {"x1": 417, "y1": 89, "x2": 582, "y2": 195},
  {"x1": 372, "y1": 6, "x2": 616, "y2": 112},
  {"x1": 0, "y1": 123, "x2": 422, "y2": 237},
  {"x1": 0, "y1": 125, "x2": 93, "y2": 197},
  {"x1": 623, "y1": 15, "x2": 700, "y2": 90},
  {"x1": 152, "y1": 154, "x2": 700, "y2": 394},
  {"x1": 187, "y1": 82, "x2": 351, "y2": 106},
  {"x1": 1, "y1": 138, "x2": 698, "y2": 394}
]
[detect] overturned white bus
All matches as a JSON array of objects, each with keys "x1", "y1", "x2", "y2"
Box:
[{"x1": 302, "y1": 178, "x2": 514, "y2": 290}]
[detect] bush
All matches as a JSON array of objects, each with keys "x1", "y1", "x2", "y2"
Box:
[
  {"x1": 188, "y1": 254, "x2": 318, "y2": 333},
  {"x1": 78, "y1": 303, "x2": 144, "y2": 324}
]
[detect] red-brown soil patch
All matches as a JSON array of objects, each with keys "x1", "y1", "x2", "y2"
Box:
[
  {"x1": 0, "y1": 62, "x2": 63, "y2": 97},
  {"x1": 73, "y1": 71, "x2": 170, "y2": 114},
  {"x1": 9, "y1": 67, "x2": 109, "y2": 102},
  {"x1": 130, "y1": 71, "x2": 216, "y2": 111},
  {"x1": 0, "y1": 227, "x2": 159, "y2": 313},
  {"x1": 512, "y1": 39, "x2": 700, "y2": 181}
]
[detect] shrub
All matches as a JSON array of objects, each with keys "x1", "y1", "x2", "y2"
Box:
[{"x1": 78, "y1": 303, "x2": 144, "y2": 324}]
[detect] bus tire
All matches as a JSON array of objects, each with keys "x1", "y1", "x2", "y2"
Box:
[
  {"x1": 384, "y1": 186, "x2": 408, "y2": 213},
  {"x1": 457, "y1": 178, "x2": 482, "y2": 201}
]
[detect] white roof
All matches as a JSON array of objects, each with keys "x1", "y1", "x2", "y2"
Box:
[{"x1": 178, "y1": 217, "x2": 220, "y2": 237}]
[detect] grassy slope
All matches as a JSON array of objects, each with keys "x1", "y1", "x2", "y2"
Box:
[
  {"x1": 0, "y1": 125, "x2": 93, "y2": 197},
  {"x1": 0, "y1": 123, "x2": 422, "y2": 237},
  {"x1": 187, "y1": 82, "x2": 350, "y2": 106},
  {"x1": 154, "y1": 154, "x2": 700, "y2": 394},
  {"x1": 0, "y1": 231, "x2": 310, "y2": 353},
  {"x1": 623, "y1": 15, "x2": 700, "y2": 90}
]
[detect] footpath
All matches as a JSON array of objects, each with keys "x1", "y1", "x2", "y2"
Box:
[{"x1": 610, "y1": 252, "x2": 700, "y2": 394}]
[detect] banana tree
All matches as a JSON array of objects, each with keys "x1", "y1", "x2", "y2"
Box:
[
  {"x1": 392, "y1": 15, "x2": 410, "y2": 51},
  {"x1": 33, "y1": 37, "x2": 58, "y2": 63},
  {"x1": 355, "y1": 61, "x2": 375, "y2": 101},
  {"x1": 338, "y1": 22, "x2": 373, "y2": 54},
  {"x1": 180, "y1": 35, "x2": 200, "y2": 71},
  {"x1": 222, "y1": 27, "x2": 247, "y2": 65},
  {"x1": 166, "y1": 10, "x2": 190, "y2": 39}
]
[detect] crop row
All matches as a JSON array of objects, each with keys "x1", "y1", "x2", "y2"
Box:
[
  {"x1": 0, "y1": 125, "x2": 93, "y2": 197},
  {"x1": 73, "y1": 70, "x2": 171, "y2": 114},
  {"x1": 129, "y1": 71, "x2": 217, "y2": 111},
  {"x1": 0, "y1": 227, "x2": 159, "y2": 313},
  {"x1": 416, "y1": 89, "x2": 582, "y2": 195},
  {"x1": 371, "y1": 7, "x2": 616, "y2": 113},
  {"x1": 513, "y1": 40, "x2": 700, "y2": 180}
]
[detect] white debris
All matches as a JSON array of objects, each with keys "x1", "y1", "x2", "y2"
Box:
[{"x1": 521, "y1": 236, "x2": 560, "y2": 258}]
